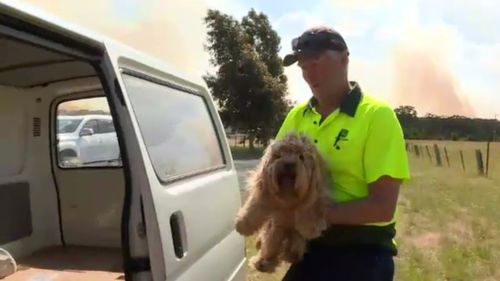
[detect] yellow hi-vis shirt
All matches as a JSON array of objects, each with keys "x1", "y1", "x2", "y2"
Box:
[{"x1": 275, "y1": 81, "x2": 410, "y2": 254}]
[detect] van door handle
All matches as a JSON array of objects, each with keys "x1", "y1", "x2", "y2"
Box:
[{"x1": 170, "y1": 211, "x2": 187, "y2": 259}]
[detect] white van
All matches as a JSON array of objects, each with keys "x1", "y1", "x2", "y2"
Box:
[{"x1": 0, "y1": 1, "x2": 247, "y2": 281}]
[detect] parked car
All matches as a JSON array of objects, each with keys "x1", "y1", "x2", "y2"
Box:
[{"x1": 57, "y1": 115, "x2": 121, "y2": 166}]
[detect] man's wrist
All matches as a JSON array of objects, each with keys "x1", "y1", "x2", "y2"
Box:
[
  {"x1": 325, "y1": 198, "x2": 383, "y2": 225},
  {"x1": 326, "y1": 201, "x2": 341, "y2": 224}
]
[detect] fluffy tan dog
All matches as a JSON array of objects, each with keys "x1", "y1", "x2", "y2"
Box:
[{"x1": 235, "y1": 133, "x2": 331, "y2": 273}]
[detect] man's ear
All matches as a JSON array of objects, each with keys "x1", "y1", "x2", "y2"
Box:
[{"x1": 341, "y1": 51, "x2": 349, "y2": 66}]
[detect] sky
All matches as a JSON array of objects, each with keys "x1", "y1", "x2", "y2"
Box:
[{"x1": 18, "y1": 0, "x2": 499, "y2": 119}]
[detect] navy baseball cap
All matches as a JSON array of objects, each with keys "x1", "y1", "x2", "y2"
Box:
[{"x1": 283, "y1": 26, "x2": 348, "y2": 67}]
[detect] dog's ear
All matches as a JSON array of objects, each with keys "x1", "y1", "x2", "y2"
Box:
[{"x1": 247, "y1": 143, "x2": 274, "y2": 192}]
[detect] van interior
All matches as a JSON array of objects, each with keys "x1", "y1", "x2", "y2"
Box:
[{"x1": 0, "y1": 35, "x2": 127, "y2": 280}]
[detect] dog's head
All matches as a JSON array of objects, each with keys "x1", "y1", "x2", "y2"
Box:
[{"x1": 257, "y1": 133, "x2": 327, "y2": 208}]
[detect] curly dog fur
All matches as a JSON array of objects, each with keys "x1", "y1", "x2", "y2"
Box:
[{"x1": 234, "y1": 133, "x2": 331, "y2": 273}]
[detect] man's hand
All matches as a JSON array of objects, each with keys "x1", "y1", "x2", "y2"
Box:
[{"x1": 326, "y1": 176, "x2": 401, "y2": 225}]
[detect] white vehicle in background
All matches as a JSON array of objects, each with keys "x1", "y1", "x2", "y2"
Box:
[{"x1": 57, "y1": 114, "x2": 120, "y2": 166}]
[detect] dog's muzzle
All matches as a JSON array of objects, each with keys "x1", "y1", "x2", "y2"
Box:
[{"x1": 276, "y1": 162, "x2": 297, "y2": 189}]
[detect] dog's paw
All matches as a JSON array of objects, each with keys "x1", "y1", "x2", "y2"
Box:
[
  {"x1": 318, "y1": 219, "x2": 327, "y2": 232},
  {"x1": 295, "y1": 226, "x2": 311, "y2": 239},
  {"x1": 281, "y1": 250, "x2": 303, "y2": 264},
  {"x1": 234, "y1": 219, "x2": 254, "y2": 236},
  {"x1": 309, "y1": 221, "x2": 327, "y2": 238},
  {"x1": 297, "y1": 222, "x2": 325, "y2": 239},
  {"x1": 298, "y1": 227, "x2": 314, "y2": 239},
  {"x1": 251, "y1": 256, "x2": 279, "y2": 273},
  {"x1": 255, "y1": 237, "x2": 262, "y2": 250}
]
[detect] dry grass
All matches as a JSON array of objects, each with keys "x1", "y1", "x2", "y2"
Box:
[
  {"x1": 240, "y1": 140, "x2": 500, "y2": 281},
  {"x1": 245, "y1": 237, "x2": 289, "y2": 281},
  {"x1": 396, "y1": 141, "x2": 500, "y2": 281}
]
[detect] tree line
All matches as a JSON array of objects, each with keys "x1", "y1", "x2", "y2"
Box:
[{"x1": 395, "y1": 106, "x2": 499, "y2": 142}]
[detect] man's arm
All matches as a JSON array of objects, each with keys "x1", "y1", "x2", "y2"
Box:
[
  {"x1": 325, "y1": 105, "x2": 409, "y2": 225},
  {"x1": 326, "y1": 176, "x2": 401, "y2": 225}
]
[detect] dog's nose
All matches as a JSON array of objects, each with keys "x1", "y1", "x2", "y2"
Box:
[{"x1": 283, "y1": 162, "x2": 296, "y2": 171}]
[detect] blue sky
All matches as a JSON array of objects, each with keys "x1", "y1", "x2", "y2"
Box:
[
  {"x1": 213, "y1": 0, "x2": 499, "y2": 119},
  {"x1": 24, "y1": 0, "x2": 499, "y2": 119}
]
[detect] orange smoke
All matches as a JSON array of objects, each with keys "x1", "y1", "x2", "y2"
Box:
[
  {"x1": 20, "y1": 0, "x2": 210, "y2": 76},
  {"x1": 390, "y1": 25, "x2": 476, "y2": 117}
]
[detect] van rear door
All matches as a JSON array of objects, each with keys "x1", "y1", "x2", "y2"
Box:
[{"x1": 102, "y1": 50, "x2": 247, "y2": 281}]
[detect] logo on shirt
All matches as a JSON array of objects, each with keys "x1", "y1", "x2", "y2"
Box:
[{"x1": 334, "y1": 129, "x2": 349, "y2": 150}]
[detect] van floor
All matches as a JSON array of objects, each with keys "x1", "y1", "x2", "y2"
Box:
[{"x1": 5, "y1": 246, "x2": 124, "y2": 281}]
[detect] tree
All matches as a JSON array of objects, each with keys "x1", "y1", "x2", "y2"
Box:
[
  {"x1": 394, "y1": 105, "x2": 418, "y2": 139},
  {"x1": 394, "y1": 105, "x2": 417, "y2": 118},
  {"x1": 203, "y1": 9, "x2": 290, "y2": 149},
  {"x1": 241, "y1": 9, "x2": 290, "y2": 146},
  {"x1": 425, "y1": 113, "x2": 439, "y2": 118},
  {"x1": 241, "y1": 9, "x2": 285, "y2": 80}
]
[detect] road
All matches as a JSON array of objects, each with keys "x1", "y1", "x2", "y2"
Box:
[{"x1": 234, "y1": 159, "x2": 259, "y2": 191}]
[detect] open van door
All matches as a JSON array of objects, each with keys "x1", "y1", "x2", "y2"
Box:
[
  {"x1": 0, "y1": 2, "x2": 246, "y2": 280},
  {"x1": 100, "y1": 46, "x2": 247, "y2": 281}
]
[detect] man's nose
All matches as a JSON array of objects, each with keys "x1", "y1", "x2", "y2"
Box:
[{"x1": 303, "y1": 69, "x2": 318, "y2": 83}]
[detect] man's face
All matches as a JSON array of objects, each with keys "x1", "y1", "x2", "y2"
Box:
[{"x1": 297, "y1": 51, "x2": 346, "y2": 97}]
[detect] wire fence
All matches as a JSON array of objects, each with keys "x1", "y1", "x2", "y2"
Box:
[{"x1": 406, "y1": 140, "x2": 500, "y2": 179}]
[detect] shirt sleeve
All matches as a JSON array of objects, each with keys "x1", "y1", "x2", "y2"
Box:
[{"x1": 363, "y1": 105, "x2": 411, "y2": 184}]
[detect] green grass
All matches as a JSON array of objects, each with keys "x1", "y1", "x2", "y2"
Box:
[
  {"x1": 241, "y1": 140, "x2": 500, "y2": 280},
  {"x1": 231, "y1": 146, "x2": 265, "y2": 160}
]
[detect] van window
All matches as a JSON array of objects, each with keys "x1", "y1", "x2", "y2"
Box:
[
  {"x1": 121, "y1": 74, "x2": 225, "y2": 182},
  {"x1": 81, "y1": 119, "x2": 98, "y2": 133},
  {"x1": 58, "y1": 118, "x2": 83, "y2": 133},
  {"x1": 98, "y1": 119, "x2": 116, "y2": 133},
  {"x1": 56, "y1": 97, "x2": 122, "y2": 168}
]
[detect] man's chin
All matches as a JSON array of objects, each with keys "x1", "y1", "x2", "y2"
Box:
[{"x1": 311, "y1": 89, "x2": 328, "y2": 99}]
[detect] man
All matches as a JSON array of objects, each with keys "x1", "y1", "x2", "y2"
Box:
[{"x1": 275, "y1": 26, "x2": 410, "y2": 281}]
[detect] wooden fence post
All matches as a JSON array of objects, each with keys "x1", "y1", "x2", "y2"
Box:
[
  {"x1": 433, "y1": 144, "x2": 442, "y2": 166},
  {"x1": 460, "y1": 150, "x2": 466, "y2": 172},
  {"x1": 486, "y1": 142, "x2": 490, "y2": 177},
  {"x1": 475, "y1": 149, "x2": 484, "y2": 176},
  {"x1": 426, "y1": 145, "x2": 432, "y2": 161},
  {"x1": 444, "y1": 147, "x2": 450, "y2": 167}
]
